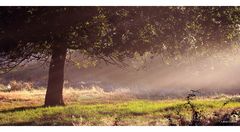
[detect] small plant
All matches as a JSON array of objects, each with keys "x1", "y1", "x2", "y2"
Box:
[{"x1": 186, "y1": 90, "x2": 203, "y2": 126}]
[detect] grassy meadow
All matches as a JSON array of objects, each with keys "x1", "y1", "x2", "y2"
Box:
[{"x1": 0, "y1": 86, "x2": 240, "y2": 126}]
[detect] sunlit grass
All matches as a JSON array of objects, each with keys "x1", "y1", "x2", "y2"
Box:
[{"x1": 0, "y1": 89, "x2": 240, "y2": 126}]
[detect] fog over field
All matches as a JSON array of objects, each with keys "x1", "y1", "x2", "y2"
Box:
[{"x1": 1, "y1": 49, "x2": 240, "y2": 98}]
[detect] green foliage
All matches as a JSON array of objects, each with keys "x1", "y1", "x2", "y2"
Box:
[{"x1": 1, "y1": 7, "x2": 240, "y2": 71}]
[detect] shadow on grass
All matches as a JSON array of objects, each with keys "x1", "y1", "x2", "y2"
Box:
[
  {"x1": 0, "y1": 121, "x2": 36, "y2": 126},
  {"x1": 0, "y1": 106, "x2": 76, "y2": 126},
  {"x1": 0, "y1": 106, "x2": 43, "y2": 113},
  {"x1": 0, "y1": 122, "x2": 73, "y2": 126}
]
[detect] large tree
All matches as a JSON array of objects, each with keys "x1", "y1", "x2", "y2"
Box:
[{"x1": 0, "y1": 7, "x2": 239, "y2": 106}]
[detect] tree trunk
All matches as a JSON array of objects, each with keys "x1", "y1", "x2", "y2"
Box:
[{"x1": 44, "y1": 44, "x2": 67, "y2": 106}]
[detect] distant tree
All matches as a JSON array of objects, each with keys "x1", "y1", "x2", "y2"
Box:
[{"x1": 0, "y1": 7, "x2": 239, "y2": 106}]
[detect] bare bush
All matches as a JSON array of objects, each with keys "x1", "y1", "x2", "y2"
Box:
[
  {"x1": 8, "y1": 80, "x2": 33, "y2": 91},
  {"x1": 0, "y1": 84, "x2": 5, "y2": 90}
]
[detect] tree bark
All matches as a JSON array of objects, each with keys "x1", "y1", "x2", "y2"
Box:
[{"x1": 44, "y1": 44, "x2": 67, "y2": 106}]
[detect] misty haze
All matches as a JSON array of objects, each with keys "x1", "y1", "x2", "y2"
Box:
[{"x1": 2, "y1": 49, "x2": 240, "y2": 98}]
